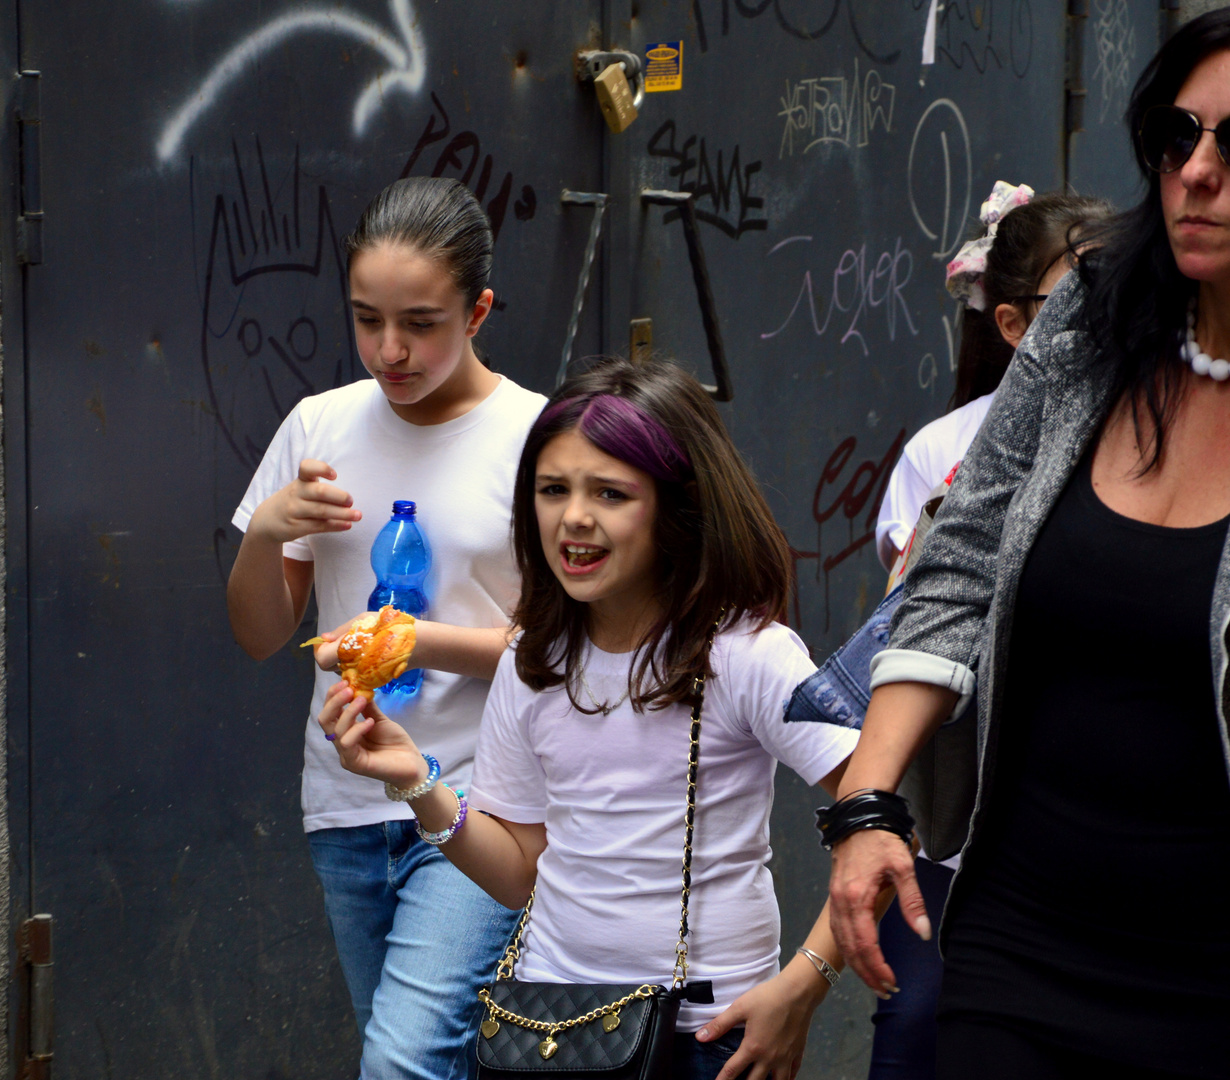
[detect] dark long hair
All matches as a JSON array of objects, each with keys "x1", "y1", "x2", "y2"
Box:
[
  {"x1": 1078, "y1": 8, "x2": 1230, "y2": 471},
  {"x1": 512, "y1": 358, "x2": 793, "y2": 713},
  {"x1": 952, "y1": 193, "x2": 1112, "y2": 408},
  {"x1": 343, "y1": 177, "x2": 492, "y2": 307}
]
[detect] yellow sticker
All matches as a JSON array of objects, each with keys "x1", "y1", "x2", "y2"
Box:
[{"x1": 644, "y1": 41, "x2": 682, "y2": 92}]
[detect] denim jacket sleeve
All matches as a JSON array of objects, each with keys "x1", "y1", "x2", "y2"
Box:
[{"x1": 869, "y1": 272, "x2": 1091, "y2": 698}]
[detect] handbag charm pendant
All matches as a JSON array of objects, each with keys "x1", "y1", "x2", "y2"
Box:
[
  {"x1": 602, "y1": 1010, "x2": 621, "y2": 1033},
  {"x1": 539, "y1": 1036, "x2": 559, "y2": 1060},
  {"x1": 480, "y1": 1019, "x2": 500, "y2": 1040}
]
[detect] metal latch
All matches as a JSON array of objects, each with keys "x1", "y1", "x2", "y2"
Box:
[
  {"x1": 18, "y1": 914, "x2": 54, "y2": 1080},
  {"x1": 556, "y1": 191, "x2": 608, "y2": 386},
  {"x1": 641, "y1": 190, "x2": 733, "y2": 402}
]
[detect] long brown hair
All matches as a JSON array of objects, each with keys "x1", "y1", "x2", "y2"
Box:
[{"x1": 512, "y1": 358, "x2": 793, "y2": 713}]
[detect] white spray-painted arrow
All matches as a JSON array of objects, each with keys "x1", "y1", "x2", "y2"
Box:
[{"x1": 157, "y1": 0, "x2": 427, "y2": 162}]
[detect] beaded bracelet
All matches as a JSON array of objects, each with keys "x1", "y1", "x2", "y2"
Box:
[
  {"x1": 384, "y1": 753, "x2": 441, "y2": 803},
  {"x1": 415, "y1": 787, "x2": 468, "y2": 846},
  {"x1": 796, "y1": 947, "x2": 841, "y2": 988}
]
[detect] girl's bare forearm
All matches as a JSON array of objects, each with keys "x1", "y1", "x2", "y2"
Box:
[
  {"x1": 227, "y1": 539, "x2": 312, "y2": 660},
  {"x1": 410, "y1": 785, "x2": 541, "y2": 909},
  {"x1": 409, "y1": 621, "x2": 514, "y2": 680}
]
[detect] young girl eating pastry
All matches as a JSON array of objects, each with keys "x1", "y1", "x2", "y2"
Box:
[{"x1": 319, "y1": 358, "x2": 858, "y2": 1080}]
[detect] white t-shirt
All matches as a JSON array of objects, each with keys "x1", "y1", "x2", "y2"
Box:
[
  {"x1": 468, "y1": 621, "x2": 858, "y2": 1031},
  {"x1": 875, "y1": 392, "x2": 996, "y2": 570},
  {"x1": 233, "y1": 375, "x2": 546, "y2": 831}
]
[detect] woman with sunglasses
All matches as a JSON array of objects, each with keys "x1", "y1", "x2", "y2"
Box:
[{"x1": 823, "y1": 10, "x2": 1230, "y2": 1079}]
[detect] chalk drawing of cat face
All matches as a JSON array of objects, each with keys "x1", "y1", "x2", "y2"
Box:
[{"x1": 200, "y1": 177, "x2": 358, "y2": 472}]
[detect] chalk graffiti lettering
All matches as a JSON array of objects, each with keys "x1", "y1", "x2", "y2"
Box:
[
  {"x1": 646, "y1": 120, "x2": 767, "y2": 239},
  {"x1": 790, "y1": 429, "x2": 908, "y2": 630},
  {"x1": 158, "y1": 0, "x2": 427, "y2": 161},
  {"x1": 692, "y1": 0, "x2": 902, "y2": 64},
  {"x1": 907, "y1": 98, "x2": 972, "y2": 261},
  {"x1": 760, "y1": 235, "x2": 918, "y2": 355},
  {"x1": 1092, "y1": 0, "x2": 1136, "y2": 123},
  {"x1": 930, "y1": 0, "x2": 1033, "y2": 77},
  {"x1": 399, "y1": 92, "x2": 537, "y2": 245},
  {"x1": 778, "y1": 59, "x2": 896, "y2": 158}
]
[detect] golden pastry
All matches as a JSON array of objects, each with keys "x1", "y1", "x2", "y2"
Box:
[{"x1": 303, "y1": 606, "x2": 417, "y2": 694}]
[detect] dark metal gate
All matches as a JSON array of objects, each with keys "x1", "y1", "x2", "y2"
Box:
[{"x1": 0, "y1": 1, "x2": 1158, "y2": 1076}]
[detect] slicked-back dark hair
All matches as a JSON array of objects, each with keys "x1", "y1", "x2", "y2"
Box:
[
  {"x1": 343, "y1": 177, "x2": 492, "y2": 307},
  {"x1": 953, "y1": 193, "x2": 1113, "y2": 409},
  {"x1": 1078, "y1": 8, "x2": 1230, "y2": 472},
  {"x1": 512, "y1": 358, "x2": 793, "y2": 713}
]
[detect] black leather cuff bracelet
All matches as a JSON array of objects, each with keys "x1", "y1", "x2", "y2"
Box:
[{"x1": 814, "y1": 789, "x2": 915, "y2": 851}]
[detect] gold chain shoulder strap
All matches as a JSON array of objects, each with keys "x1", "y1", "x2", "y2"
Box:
[{"x1": 478, "y1": 614, "x2": 723, "y2": 1037}]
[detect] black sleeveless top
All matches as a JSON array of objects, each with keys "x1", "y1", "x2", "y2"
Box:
[{"x1": 939, "y1": 445, "x2": 1230, "y2": 1074}]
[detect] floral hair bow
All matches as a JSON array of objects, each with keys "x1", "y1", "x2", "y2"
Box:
[{"x1": 945, "y1": 181, "x2": 1035, "y2": 311}]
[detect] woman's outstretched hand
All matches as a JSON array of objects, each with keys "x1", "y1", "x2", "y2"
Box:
[
  {"x1": 695, "y1": 959, "x2": 828, "y2": 1080},
  {"x1": 828, "y1": 829, "x2": 930, "y2": 995},
  {"x1": 317, "y1": 681, "x2": 427, "y2": 790}
]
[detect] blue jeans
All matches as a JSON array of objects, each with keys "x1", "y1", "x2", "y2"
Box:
[
  {"x1": 307, "y1": 821, "x2": 521, "y2": 1080},
  {"x1": 672, "y1": 1029, "x2": 748, "y2": 1080}
]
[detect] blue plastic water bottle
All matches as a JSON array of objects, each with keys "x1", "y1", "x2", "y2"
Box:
[{"x1": 367, "y1": 500, "x2": 431, "y2": 697}]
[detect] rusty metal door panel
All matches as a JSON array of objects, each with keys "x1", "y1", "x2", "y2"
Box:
[{"x1": 7, "y1": 2, "x2": 602, "y2": 1075}]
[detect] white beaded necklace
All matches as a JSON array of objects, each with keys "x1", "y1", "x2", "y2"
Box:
[{"x1": 1182, "y1": 302, "x2": 1230, "y2": 381}]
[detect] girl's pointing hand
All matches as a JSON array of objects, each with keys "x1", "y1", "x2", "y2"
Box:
[{"x1": 250, "y1": 458, "x2": 361, "y2": 544}]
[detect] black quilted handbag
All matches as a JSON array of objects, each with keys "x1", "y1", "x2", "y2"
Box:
[{"x1": 474, "y1": 649, "x2": 716, "y2": 1079}]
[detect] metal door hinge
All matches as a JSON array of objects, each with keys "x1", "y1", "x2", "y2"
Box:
[
  {"x1": 1064, "y1": 4, "x2": 1087, "y2": 137},
  {"x1": 18, "y1": 914, "x2": 54, "y2": 1080},
  {"x1": 17, "y1": 70, "x2": 44, "y2": 265},
  {"x1": 629, "y1": 318, "x2": 652, "y2": 366}
]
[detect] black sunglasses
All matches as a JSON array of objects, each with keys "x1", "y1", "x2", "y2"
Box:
[{"x1": 1138, "y1": 105, "x2": 1230, "y2": 173}]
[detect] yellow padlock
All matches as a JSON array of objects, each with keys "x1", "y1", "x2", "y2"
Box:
[{"x1": 594, "y1": 63, "x2": 638, "y2": 133}]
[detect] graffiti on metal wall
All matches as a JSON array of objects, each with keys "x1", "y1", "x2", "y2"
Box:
[
  {"x1": 157, "y1": 0, "x2": 427, "y2": 161},
  {"x1": 907, "y1": 98, "x2": 973, "y2": 262},
  {"x1": 399, "y1": 91, "x2": 538, "y2": 246},
  {"x1": 760, "y1": 235, "x2": 918, "y2": 355},
  {"x1": 930, "y1": 0, "x2": 1033, "y2": 77},
  {"x1": 646, "y1": 120, "x2": 767, "y2": 239},
  {"x1": 791, "y1": 428, "x2": 908, "y2": 630},
  {"x1": 196, "y1": 140, "x2": 357, "y2": 472},
  {"x1": 692, "y1": 0, "x2": 903, "y2": 65},
  {"x1": 778, "y1": 59, "x2": 896, "y2": 158},
  {"x1": 1092, "y1": 0, "x2": 1136, "y2": 124}
]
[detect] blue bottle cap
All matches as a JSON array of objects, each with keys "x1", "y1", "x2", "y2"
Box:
[{"x1": 391, "y1": 500, "x2": 416, "y2": 516}]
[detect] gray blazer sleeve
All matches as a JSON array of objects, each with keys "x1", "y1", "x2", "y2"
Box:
[{"x1": 869, "y1": 272, "x2": 1088, "y2": 698}]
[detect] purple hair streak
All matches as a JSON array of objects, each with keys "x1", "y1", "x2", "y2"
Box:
[{"x1": 538, "y1": 393, "x2": 692, "y2": 483}]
